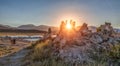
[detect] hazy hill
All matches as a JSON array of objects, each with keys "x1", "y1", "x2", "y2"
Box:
[
  {"x1": 0, "y1": 24, "x2": 58, "y2": 33},
  {"x1": 0, "y1": 24, "x2": 13, "y2": 29},
  {"x1": 17, "y1": 24, "x2": 37, "y2": 30},
  {"x1": 76, "y1": 26, "x2": 97, "y2": 32},
  {"x1": 18, "y1": 24, "x2": 59, "y2": 32},
  {"x1": 0, "y1": 24, "x2": 48, "y2": 33}
]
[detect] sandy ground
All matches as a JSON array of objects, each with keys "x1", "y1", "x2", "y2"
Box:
[{"x1": 0, "y1": 39, "x2": 31, "y2": 66}]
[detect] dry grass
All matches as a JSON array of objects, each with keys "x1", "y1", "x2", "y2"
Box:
[
  {"x1": 23, "y1": 38, "x2": 120, "y2": 66},
  {"x1": 0, "y1": 45, "x2": 14, "y2": 57},
  {"x1": 23, "y1": 39, "x2": 108, "y2": 66}
]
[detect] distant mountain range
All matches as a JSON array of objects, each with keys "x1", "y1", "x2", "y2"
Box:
[
  {"x1": 0, "y1": 24, "x2": 119, "y2": 33},
  {"x1": 0, "y1": 24, "x2": 59, "y2": 33},
  {"x1": 17, "y1": 24, "x2": 59, "y2": 32},
  {"x1": 0, "y1": 24, "x2": 14, "y2": 29}
]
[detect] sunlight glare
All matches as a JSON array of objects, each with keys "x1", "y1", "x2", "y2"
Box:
[{"x1": 66, "y1": 22, "x2": 71, "y2": 29}]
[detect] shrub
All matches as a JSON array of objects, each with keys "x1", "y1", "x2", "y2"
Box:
[
  {"x1": 107, "y1": 44, "x2": 120, "y2": 65},
  {"x1": 88, "y1": 43, "x2": 120, "y2": 66}
]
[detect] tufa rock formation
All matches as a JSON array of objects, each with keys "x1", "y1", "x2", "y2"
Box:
[{"x1": 51, "y1": 22, "x2": 120, "y2": 64}]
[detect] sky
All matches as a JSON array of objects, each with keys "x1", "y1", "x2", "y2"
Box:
[{"x1": 0, "y1": 0, "x2": 120, "y2": 27}]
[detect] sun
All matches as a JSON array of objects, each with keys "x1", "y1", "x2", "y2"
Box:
[{"x1": 66, "y1": 23, "x2": 71, "y2": 29}]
